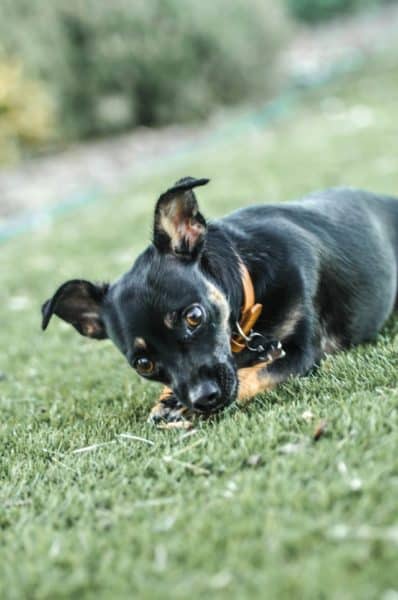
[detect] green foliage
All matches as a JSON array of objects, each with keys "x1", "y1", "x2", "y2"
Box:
[
  {"x1": 0, "y1": 0, "x2": 287, "y2": 142},
  {"x1": 0, "y1": 57, "x2": 55, "y2": 164},
  {"x1": 286, "y1": 0, "x2": 389, "y2": 23},
  {"x1": 0, "y1": 50, "x2": 398, "y2": 598}
]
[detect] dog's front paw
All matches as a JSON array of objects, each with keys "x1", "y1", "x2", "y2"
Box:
[
  {"x1": 264, "y1": 340, "x2": 286, "y2": 363},
  {"x1": 148, "y1": 392, "x2": 193, "y2": 428}
]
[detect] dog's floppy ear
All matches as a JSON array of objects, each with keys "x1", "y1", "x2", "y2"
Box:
[
  {"x1": 41, "y1": 279, "x2": 109, "y2": 339},
  {"x1": 153, "y1": 176, "x2": 209, "y2": 259}
]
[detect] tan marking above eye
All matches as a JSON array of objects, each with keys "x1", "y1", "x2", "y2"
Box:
[
  {"x1": 134, "y1": 337, "x2": 147, "y2": 350},
  {"x1": 164, "y1": 313, "x2": 175, "y2": 329},
  {"x1": 204, "y1": 280, "x2": 230, "y2": 330}
]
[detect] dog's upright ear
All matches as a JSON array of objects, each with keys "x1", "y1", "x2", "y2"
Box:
[
  {"x1": 41, "y1": 279, "x2": 109, "y2": 339},
  {"x1": 153, "y1": 176, "x2": 209, "y2": 259}
]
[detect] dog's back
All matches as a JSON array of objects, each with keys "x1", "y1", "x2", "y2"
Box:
[{"x1": 220, "y1": 188, "x2": 398, "y2": 345}]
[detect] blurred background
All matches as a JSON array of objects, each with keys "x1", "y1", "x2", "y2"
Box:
[{"x1": 1, "y1": 0, "x2": 398, "y2": 233}]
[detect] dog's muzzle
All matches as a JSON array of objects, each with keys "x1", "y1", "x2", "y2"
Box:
[
  {"x1": 188, "y1": 380, "x2": 222, "y2": 412},
  {"x1": 184, "y1": 361, "x2": 237, "y2": 414}
]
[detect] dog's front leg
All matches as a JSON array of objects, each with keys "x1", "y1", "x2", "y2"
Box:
[
  {"x1": 237, "y1": 334, "x2": 318, "y2": 404},
  {"x1": 148, "y1": 387, "x2": 192, "y2": 425},
  {"x1": 237, "y1": 340, "x2": 287, "y2": 404},
  {"x1": 237, "y1": 363, "x2": 281, "y2": 404}
]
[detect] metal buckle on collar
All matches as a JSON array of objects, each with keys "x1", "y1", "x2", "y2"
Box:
[
  {"x1": 233, "y1": 322, "x2": 284, "y2": 362},
  {"x1": 234, "y1": 321, "x2": 266, "y2": 354}
]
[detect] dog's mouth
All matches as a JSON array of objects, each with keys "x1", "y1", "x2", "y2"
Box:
[
  {"x1": 192, "y1": 396, "x2": 235, "y2": 416},
  {"x1": 191, "y1": 391, "x2": 234, "y2": 415}
]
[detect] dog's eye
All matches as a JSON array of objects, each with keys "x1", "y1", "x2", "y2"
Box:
[
  {"x1": 184, "y1": 304, "x2": 204, "y2": 329},
  {"x1": 134, "y1": 357, "x2": 155, "y2": 376}
]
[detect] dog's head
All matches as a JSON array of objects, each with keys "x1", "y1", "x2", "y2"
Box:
[{"x1": 42, "y1": 178, "x2": 238, "y2": 413}]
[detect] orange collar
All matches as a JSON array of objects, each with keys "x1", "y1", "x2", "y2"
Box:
[{"x1": 230, "y1": 261, "x2": 263, "y2": 353}]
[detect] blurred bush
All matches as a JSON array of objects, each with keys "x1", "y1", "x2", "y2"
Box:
[
  {"x1": 0, "y1": 56, "x2": 55, "y2": 164},
  {"x1": 286, "y1": 0, "x2": 392, "y2": 23},
  {"x1": 0, "y1": 0, "x2": 288, "y2": 150}
]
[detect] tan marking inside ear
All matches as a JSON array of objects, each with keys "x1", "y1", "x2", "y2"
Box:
[
  {"x1": 237, "y1": 363, "x2": 280, "y2": 405},
  {"x1": 159, "y1": 198, "x2": 205, "y2": 252},
  {"x1": 272, "y1": 305, "x2": 302, "y2": 341},
  {"x1": 134, "y1": 337, "x2": 147, "y2": 350},
  {"x1": 159, "y1": 206, "x2": 181, "y2": 249},
  {"x1": 181, "y1": 218, "x2": 205, "y2": 251}
]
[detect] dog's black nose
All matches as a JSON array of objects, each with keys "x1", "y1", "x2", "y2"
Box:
[{"x1": 190, "y1": 381, "x2": 221, "y2": 411}]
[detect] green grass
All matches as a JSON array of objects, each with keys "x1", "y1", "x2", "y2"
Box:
[{"x1": 1, "y1": 49, "x2": 398, "y2": 600}]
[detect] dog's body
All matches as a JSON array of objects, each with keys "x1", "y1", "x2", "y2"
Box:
[{"x1": 42, "y1": 180, "x2": 398, "y2": 424}]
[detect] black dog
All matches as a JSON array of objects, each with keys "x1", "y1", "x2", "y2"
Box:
[{"x1": 42, "y1": 178, "x2": 398, "y2": 424}]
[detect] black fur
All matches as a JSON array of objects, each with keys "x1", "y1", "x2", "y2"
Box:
[{"x1": 42, "y1": 179, "x2": 398, "y2": 416}]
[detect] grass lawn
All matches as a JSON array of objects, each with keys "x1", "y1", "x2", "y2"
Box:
[{"x1": 1, "y1": 49, "x2": 398, "y2": 600}]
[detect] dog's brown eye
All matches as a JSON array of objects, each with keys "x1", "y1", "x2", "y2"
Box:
[
  {"x1": 184, "y1": 304, "x2": 203, "y2": 329},
  {"x1": 134, "y1": 357, "x2": 155, "y2": 376}
]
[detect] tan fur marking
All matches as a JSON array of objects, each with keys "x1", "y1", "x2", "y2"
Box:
[
  {"x1": 82, "y1": 322, "x2": 96, "y2": 337},
  {"x1": 159, "y1": 207, "x2": 181, "y2": 248},
  {"x1": 164, "y1": 313, "x2": 175, "y2": 329},
  {"x1": 149, "y1": 387, "x2": 173, "y2": 422},
  {"x1": 237, "y1": 362, "x2": 279, "y2": 405},
  {"x1": 159, "y1": 199, "x2": 204, "y2": 252},
  {"x1": 159, "y1": 386, "x2": 173, "y2": 401},
  {"x1": 320, "y1": 334, "x2": 340, "y2": 355},
  {"x1": 272, "y1": 305, "x2": 303, "y2": 341},
  {"x1": 204, "y1": 279, "x2": 231, "y2": 362},
  {"x1": 149, "y1": 387, "x2": 190, "y2": 424},
  {"x1": 134, "y1": 337, "x2": 147, "y2": 350},
  {"x1": 205, "y1": 280, "x2": 230, "y2": 331},
  {"x1": 319, "y1": 321, "x2": 341, "y2": 355}
]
